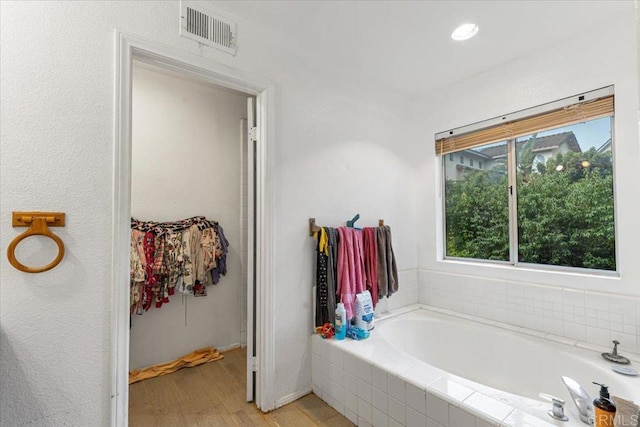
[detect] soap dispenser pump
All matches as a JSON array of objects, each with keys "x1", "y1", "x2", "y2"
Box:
[{"x1": 592, "y1": 382, "x2": 616, "y2": 427}]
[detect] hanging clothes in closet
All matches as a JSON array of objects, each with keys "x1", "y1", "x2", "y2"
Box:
[
  {"x1": 314, "y1": 223, "x2": 398, "y2": 327},
  {"x1": 130, "y1": 216, "x2": 229, "y2": 316}
]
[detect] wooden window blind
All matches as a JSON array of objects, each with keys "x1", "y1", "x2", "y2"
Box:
[{"x1": 435, "y1": 95, "x2": 614, "y2": 155}]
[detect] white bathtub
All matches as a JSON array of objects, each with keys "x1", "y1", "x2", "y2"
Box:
[{"x1": 311, "y1": 305, "x2": 640, "y2": 426}]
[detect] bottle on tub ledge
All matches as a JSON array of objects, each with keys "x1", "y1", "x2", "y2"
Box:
[
  {"x1": 334, "y1": 302, "x2": 347, "y2": 340},
  {"x1": 355, "y1": 290, "x2": 375, "y2": 331},
  {"x1": 592, "y1": 382, "x2": 616, "y2": 427}
]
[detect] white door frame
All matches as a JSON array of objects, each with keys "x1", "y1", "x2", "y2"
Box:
[{"x1": 111, "y1": 30, "x2": 276, "y2": 426}]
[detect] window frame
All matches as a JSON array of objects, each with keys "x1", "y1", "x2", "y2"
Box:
[{"x1": 438, "y1": 89, "x2": 619, "y2": 276}]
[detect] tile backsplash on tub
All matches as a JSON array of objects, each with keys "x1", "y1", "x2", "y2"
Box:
[{"x1": 419, "y1": 270, "x2": 640, "y2": 355}]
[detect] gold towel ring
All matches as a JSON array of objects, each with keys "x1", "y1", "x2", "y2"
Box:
[{"x1": 7, "y1": 212, "x2": 65, "y2": 273}]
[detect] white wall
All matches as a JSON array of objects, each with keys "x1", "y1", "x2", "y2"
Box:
[
  {"x1": 128, "y1": 63, "x2": 246, "y2": 370},
  {"x1": 417, "y1": 12, "x2": 640, "y2": 354},
  {"x1": 0, "y1": 1, "x2": 419, "y2": 425}
]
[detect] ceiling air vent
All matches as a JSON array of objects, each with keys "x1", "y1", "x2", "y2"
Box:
[{"x1": 180, "y1": 2, "x2": 236, "y2": 55}]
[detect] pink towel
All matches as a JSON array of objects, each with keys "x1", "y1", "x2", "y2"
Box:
[
  {"x1": 337, "y1": 227, "x2": 366, "y2": 320},
  {"x1": 362, "y1": 227, "x2": 378, "y2": 307}
]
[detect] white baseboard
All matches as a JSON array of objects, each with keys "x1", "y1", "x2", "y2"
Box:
[
  {"x1": 275, "y1": 388, "x2": 312, "y2": 409},
  {"x1": 218, "y1": 342, "x2": 242, "y2": 352}
]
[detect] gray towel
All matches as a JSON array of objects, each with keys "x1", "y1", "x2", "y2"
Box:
[
  {"x1": 613, "y1": 396, "x2": 639, "y2": 427},
  {"x1": 376, "y1": 225, "x2": 399, "y2": 298}
]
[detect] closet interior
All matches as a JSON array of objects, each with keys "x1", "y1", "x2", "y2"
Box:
[{"x1": 128, "y1": 59, "x2": 251, "y2": 416}]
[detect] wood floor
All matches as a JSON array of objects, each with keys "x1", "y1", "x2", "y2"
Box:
[{"x1": 129, "y1": 348, "x2": 353, "y2": 426}]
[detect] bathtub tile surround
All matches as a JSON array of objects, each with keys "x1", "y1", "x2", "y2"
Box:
[
  {"x1": 449, "y1": 406, "x2": 476, "y2": 427},
  {"x1": 311, "y1": 305, "x2": 639, "y2": 427},
  {"x1": 373, "y1": 406, "x2": 389, "y2": 427},
  {"x1": 406, "y1": 382, "x2": 427, "y2": 414},
  {"x1": 389, "y1": 395, "x2": 407, "y2": 425},
  {"x1": 426, "y1": 395, "x2": 450, "y2": 426},
  {"x1": 313, "y1": 328, "x2": 519, "y2": 427},
  {"x1": 313, "y1": 325, "x2": 524, "y2": 427},
  {"x1": 407, "y1": 405, "x2": 427, "y2": 426},
  {"x1": 372, "y1": 366, "x2": 389, "y2": 392},
  {"x1": 372, "y1": 386, "x2": 388, "y2": 413},
  {"x1": 421, "y1": 271, "x2": 640, "y2": 356}
]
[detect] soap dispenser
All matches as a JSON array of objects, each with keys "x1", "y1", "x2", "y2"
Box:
[{"x1": 592, "y1": 382, "x2": 616, "y2": 427}]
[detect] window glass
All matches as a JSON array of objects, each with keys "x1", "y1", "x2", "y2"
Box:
[
  {"x1": 444, "y1": 141, "x2": 509, "y2": 261},
  {"x1": 443, "y1": 117, "x2": 615, "y2": 271},
  {"x1": 516, "y1": 117, "x2": 615, "y2": 270}
]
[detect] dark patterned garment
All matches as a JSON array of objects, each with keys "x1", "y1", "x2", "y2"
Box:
[{"x1": 315, "y1": 227, "x2": 338, "y2": 327}]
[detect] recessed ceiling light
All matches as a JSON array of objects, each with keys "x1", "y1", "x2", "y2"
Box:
[{"x1": 451, "y1": 23, "x2": 479, "y2": 41}]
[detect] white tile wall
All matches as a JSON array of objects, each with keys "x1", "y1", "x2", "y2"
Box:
[
  {"x1": 420, "y1": 270, "x2": 640, "y2": 355},
  {"x1": 377, "y1": 269, "x2": 420, "y2": 315}
]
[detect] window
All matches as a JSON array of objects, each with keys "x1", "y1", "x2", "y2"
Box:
[
  {"x1": 459, "y1": 156, "x2": 464, "y2": 164},
  {"x1": 470, "y1": 158, "x2": 474, "y2": 167},
  {"x1": 444, "y1": 141, "x2": 510, "y2": 261},
  {"x1": 437, "y1": 88, "x2": 616, "y2": 271},
  {"x1": 449, "y1": 153, "x2": 454, "y2": 161}
]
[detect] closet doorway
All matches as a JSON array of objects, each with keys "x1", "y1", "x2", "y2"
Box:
[
  {"x1": 128, "y1": 55, "x2": 255, "y2": 412},
  {"x1": 113, "y1": 32, "x2": 274, "y2": 426}
]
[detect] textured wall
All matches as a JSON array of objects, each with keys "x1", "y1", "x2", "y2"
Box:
[
  {"x1": 416, "y1": 11, "x2": 640, "y2": 345},
  {"x1": 128, "y1": 63, "x2": 247, "y2": 370},
  {"x1": 0, "y1": 1, "x2": 419, "y2": 425}
]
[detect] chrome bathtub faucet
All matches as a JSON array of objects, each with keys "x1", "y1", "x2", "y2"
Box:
[
  {"x1": 562, "y1": 376, "x2": 594, "y2": 425},
  {"x1": 602, "y1": 340, "x2": 631, "y2": 364},
  {"x1": 539, "y1": 393, "x2": 569, "y2": 422}
]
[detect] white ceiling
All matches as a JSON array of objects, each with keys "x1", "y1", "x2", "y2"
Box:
[{"x1": 216, "y1": 0, "x2": 634, "y2": 95}]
